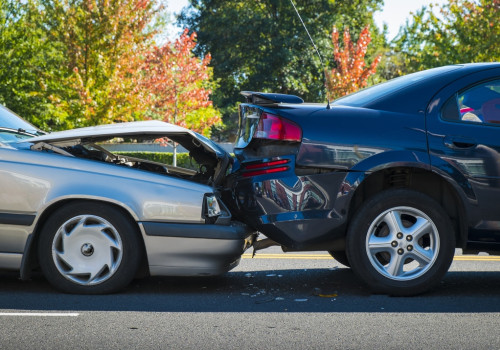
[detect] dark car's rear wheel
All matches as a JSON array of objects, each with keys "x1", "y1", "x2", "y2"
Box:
[
  {"x1": 346, "y1": 189, "x2": 455, "y2": 296},
  {"x1": 38, "y1": 202, "x2": 142, "y2": 294}
]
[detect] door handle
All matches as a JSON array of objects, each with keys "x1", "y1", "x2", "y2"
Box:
[{"x1": 443, "y1": 136, "x2": 477, "y2": 149}]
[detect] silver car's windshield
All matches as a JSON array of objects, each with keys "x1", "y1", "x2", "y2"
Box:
[
  {"x1": 0, "y1": 128, "x2": 36, "y2": 149},
  {"x1": 0, "y1": 105, "x2": 45, "y2": 149},
  {"x1": 0, "y1": 105, "x2": 42, "y2": 135}
]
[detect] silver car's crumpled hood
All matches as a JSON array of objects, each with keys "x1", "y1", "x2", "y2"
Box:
[
  {"x1": 28, "y1": 120, "x2": 227, "y2": 157},
  {"x1": 28, "y1": 120, "x2": 231, "y2": 186}
]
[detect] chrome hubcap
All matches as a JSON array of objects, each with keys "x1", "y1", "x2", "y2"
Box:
[
  {"x1": 52, "y1": 215, "x2": 123, "y2": 286},
  {"x1": 365, "y1": 206, "x2": 440, "y2": 281},
  {"x1": 81, "y1": 243, "x2": 94, "y2": 257}
]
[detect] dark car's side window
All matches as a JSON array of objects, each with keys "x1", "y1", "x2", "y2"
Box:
[{"x1": 441, "y1": 80, "x2": 500, "y2": 124}]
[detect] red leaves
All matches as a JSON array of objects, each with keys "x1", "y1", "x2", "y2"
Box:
[
  {"x1": 326, "y1": 25, "x2": 381, "y2": 100},
  {"x1": 137, "y1": 29, "x2": 220, "y2": 136}
]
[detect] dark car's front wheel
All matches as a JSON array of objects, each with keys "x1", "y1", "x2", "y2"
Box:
[
  {"x1": 38, "y1": 202, "x2": 142, "y2": 294},
  {"x1": 346, "y1": 189, "x2": 455, "y2": 296}
]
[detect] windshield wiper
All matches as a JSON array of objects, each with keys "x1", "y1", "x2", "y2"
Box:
[
  {"x1": 0, "y1": 127, "x2": 41, "y2": 137},
  {"x1": 17, "y1": 127, "x2": 46, "y2": 136}
]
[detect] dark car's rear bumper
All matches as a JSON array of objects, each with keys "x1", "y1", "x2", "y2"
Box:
[
  {"x1": 140, "y1": 221, "x2": 256, "y2": 276},
  {"x1": 225, "y1": 167, "x2": 352, "y2": 250}
]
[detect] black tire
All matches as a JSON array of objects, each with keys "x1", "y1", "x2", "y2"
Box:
[
  {"x1": 346, "y1": 189, "x2": 455, "y2": 296},
  {"x1": 38, "y1": 202, "x2": 143, "y2": 294},
  {"x1": 328, "y1": 250, "x2": 350, "y2": 267}
]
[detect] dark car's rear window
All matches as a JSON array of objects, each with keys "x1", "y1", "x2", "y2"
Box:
[{"x1": 332, "y1": 65, "x2": 462, "y2": 107}]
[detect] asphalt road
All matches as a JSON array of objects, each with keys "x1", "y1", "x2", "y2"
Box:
[{"x1": 1, "y1": 248, "x2": 499, "y2": 350}]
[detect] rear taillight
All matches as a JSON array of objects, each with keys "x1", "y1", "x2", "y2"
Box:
[
  {"x1": 242, "y1": 159, "x2": 290, "y2": 177},
  {"x1": 253, "y1": 113, "x2": 302, "y2": 142}
]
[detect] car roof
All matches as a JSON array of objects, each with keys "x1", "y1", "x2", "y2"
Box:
[{"x1": 332, "y1": 63, "x2": 500, "y2": 114}]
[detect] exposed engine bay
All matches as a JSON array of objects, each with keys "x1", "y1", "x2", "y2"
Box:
[{"x1": 30, "y1": 132, "x2": 230, "y2": 187}]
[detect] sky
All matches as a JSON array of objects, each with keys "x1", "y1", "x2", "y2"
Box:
[
  {"x1": 165, "y1": 0, "x2": 448, "y2": 41},
  {"x1": 373, "y1": 0, "x2": 447, "y2": 40}
]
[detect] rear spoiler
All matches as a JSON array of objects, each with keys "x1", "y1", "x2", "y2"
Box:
[{"x1": 241, "y1": 91, "x2": 304, "y2": 106}]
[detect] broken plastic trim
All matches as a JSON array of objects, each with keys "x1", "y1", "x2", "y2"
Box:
[
  {"x1": 252, "y1": 238, "x2": 281, "y2": 258},
  {"x1": 31, "y1": 142, "x2": 74, "y2": 157}
]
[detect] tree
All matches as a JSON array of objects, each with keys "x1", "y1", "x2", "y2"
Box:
[
  {"x1": 138, "y1": 29, "x2": 221, "y2": 165},
  {"x1": 0, "y1": 0, "x2": 221, "y2": 137},
  {"x1": 39, "y1": 0, "x2": 160, "y2": 127},
  {"x1": 325, "y1": 25, "x2": 381, "y2": 99},
  {"x1": 178, "y1": 0, "x2": 384, "y2": 140},
  {"x1": 0, "y1": 0, "x2": 161, "y2": 130},
  {"x1": 138, "y1": 29, "x2": 220, "y2": 137},
  {"x1": 0, "y1": 0, "x2": 69, "y2": 130},
  {"x1": 395, "y1": 0, "x2": 500, "y2": 73}
]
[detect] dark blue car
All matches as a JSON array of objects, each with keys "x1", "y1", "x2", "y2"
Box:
[{"x1": 224, "y1": 63, "x2": 500, "y2": 295}]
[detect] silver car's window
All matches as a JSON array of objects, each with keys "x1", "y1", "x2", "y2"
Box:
[
  {"x1": 0, "y1": 130, "x2": 32, "y2": 149},
  {"x1": 0, "y1": 105, "x2": 40, "y2": 134}
]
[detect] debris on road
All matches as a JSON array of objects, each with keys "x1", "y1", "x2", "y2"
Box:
[
  {"x1": 319, "y1": 293, "x2": 338, "y2": 298},
  {"x1": 255, "y1": 297, "x2": 276, "y2": 304},
  {"x1": 313, "y1": 287, "x2": 338, "y2": 298}
]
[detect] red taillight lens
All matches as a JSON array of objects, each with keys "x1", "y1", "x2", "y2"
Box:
[{"x1": 253, "y1": 113, "x2": 302, "y2": 142}]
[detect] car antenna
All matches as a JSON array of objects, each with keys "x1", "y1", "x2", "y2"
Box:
[{"x1": 288, "y1": 0, "x2": 331, "y2": 109}]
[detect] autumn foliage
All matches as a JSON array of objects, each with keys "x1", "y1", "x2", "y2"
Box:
[
  {"x1": 396, "y1": 0, "x2": 499, "y2": 72},
  {"x1": 138, "y1": 29, "x2": 220, "y2": 136},
  {"x1": 325, "y1": 25, "x2": 381, "y2": 99},
  {"x1": 41, "y1": 0, "x2": 159, "y2": 127},
  {"x1": 0, "y1": 0, "x2": 220, "y2": 135}
]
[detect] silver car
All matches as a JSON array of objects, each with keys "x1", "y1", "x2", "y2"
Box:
[{"x1": 0, "y1": 105, "x2": 255, "y2": 294}]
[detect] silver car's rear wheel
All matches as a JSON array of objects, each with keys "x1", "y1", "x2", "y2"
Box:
[
  {"x1": 39, "y1": 202, "x2": 142, "y2": 294},
  {"x1": 52, "y1": 215, "x2": 123, "y2": 286}
]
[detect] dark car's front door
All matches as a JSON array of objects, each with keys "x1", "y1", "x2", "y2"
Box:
[{"x1": 426, "y1": 68, "x2": 500, "y2": 249}]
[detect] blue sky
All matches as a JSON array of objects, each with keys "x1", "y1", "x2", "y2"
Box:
[{"x1": 165, "y1": 0, "x2": 447, "y2": 41}]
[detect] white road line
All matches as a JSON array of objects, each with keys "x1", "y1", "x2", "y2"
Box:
[{"x1": 0, "y1": 313, "x2": 79, "y2": 317}]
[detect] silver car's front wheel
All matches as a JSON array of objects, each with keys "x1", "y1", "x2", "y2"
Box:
[
  {"x1": 52, "y1": 215, "x2": 123, "y2": 286},
  {"x1": 39, "y1": 202, "x2": 142, "y2": 294},
  {"x1": 346, "y1": 189, "x2": 455, "y2": 296}
]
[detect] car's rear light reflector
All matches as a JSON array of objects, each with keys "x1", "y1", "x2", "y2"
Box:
[
  {"x1": 242, "y1": 166, "x2": 289, "y2": 177},
  {"x1": 242, "y1": 159, "x2": 290, "y2": 177},
  {"x1": 244, "y1": 159, "x2": 289, "y2": 170},
  {"x1": 253, "y1": 113, "x2": 302, "y2": 142}
]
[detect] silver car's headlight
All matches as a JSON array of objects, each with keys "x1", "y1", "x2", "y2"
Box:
[{"x1": 204, "y1": 194, "x2": 222, "y2": 218}]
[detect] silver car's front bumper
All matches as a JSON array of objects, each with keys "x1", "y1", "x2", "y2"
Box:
[{"x1": 140, "y1": 221, "x2": 256, "y2": 276}]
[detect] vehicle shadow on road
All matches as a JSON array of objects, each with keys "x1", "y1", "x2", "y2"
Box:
[{"x1": 1, "y1": 268, "x2": 500, "y2": 313}]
